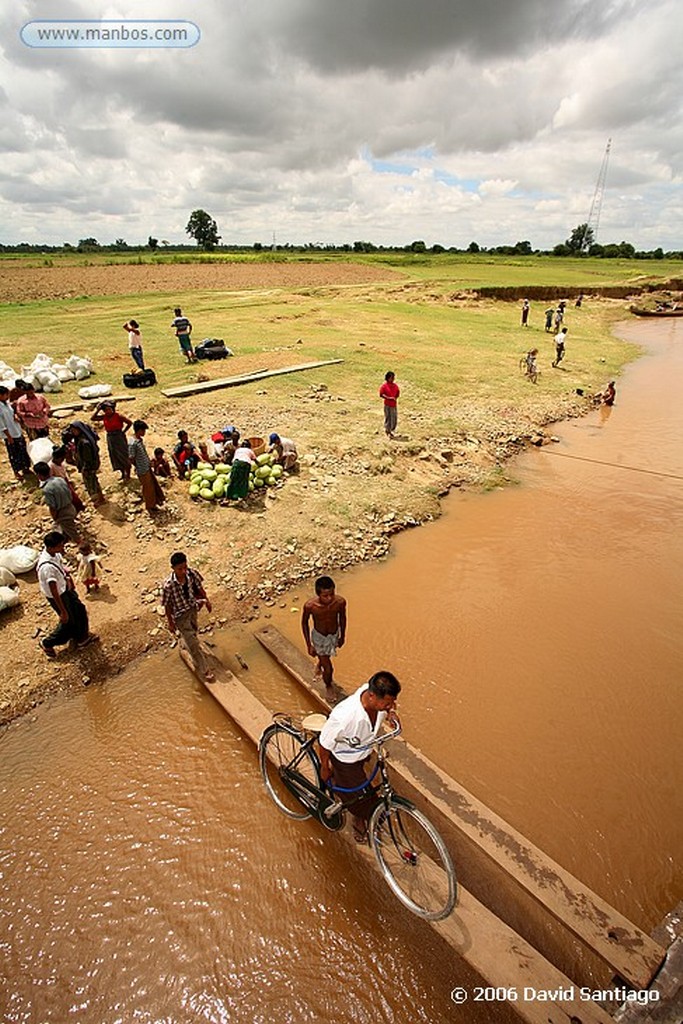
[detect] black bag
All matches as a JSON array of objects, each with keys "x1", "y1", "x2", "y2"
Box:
[
  {"x1": 195, "y1": 338, "x2": 230, "y2": 360},
  {"x1": 123, "y1": 368, "x2": 157, "y2": 389}
]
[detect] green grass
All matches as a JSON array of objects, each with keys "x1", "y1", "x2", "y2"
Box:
[{"x1": 5, "y1": 274, "x2": 638, "y2": 438}]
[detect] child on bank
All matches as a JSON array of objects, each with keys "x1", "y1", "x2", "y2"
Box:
[
  {"x1": 77, "y1": 542, "x2": 103, "y2": 592},
  {"x1": 151, "y1": 447, "x2": 172, "y2": 478}
]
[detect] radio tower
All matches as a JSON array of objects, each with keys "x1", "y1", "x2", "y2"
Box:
[{"x1": 582, "y1": 138, "x2": 611, "y2": 251}]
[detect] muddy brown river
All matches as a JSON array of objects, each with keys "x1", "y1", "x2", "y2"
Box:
[{"x1": 1, "y1": 320, "x2": 681, "y2": 1023}]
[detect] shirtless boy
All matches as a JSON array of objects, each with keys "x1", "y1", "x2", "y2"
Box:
[{"x1": 301, "y1": 576, "x2": 347, "y2": 697}]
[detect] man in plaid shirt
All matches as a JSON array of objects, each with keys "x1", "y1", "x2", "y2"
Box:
[{"x1": 162, "y1": 551, "x2": 215, "y2": 681}]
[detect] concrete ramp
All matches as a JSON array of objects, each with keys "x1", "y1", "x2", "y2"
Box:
[
  {"x1": 254, "y1": 624, "x2": 665, "y2": 991},
  {"x1": 188, "y1": 656, "x2": 616, "y2": 1024}
]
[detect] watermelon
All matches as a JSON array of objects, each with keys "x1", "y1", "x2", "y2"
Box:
[
  {"x1": 256, "y1": 453, "x2": 271, "y2": 467},
  {"x1": 213, "y1": 477, "x2": 225, "y2": 497},
  {"x1": 256, "y1": 465, "x2": 271, "y2": 479},
  {"x1": 202, "y1": 469, "x2": 218, "y2": 482},
  {"x1": 196, "y1": 461, "x2": 212, "y2": 471},
  {"x1": 270, "y1": 464, "x2": 283, "y2": 478},
  {"x1": 199, "y1": 487, "x2": 215, "y2": 501},
  {"x1": 215, "y1": 462, "x2": 231, "y2": 474},
  {"x1": 189, "y1": 483, "x2": 200, "y2": 498},
  {"x1": 253, "y1": 476, "x2": 265, "y2": 488},
  {"x1": 265, "y1": 475, "x2": 277, "y2": 487}
]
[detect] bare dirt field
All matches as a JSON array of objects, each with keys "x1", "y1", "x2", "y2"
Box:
[{"x1": 0, "y1": 261, "x2": 401, "y2": 303}]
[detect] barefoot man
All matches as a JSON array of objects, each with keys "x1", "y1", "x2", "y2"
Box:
[{"x1": 301, "y1": 576, "x2": 346, "y2": 698}]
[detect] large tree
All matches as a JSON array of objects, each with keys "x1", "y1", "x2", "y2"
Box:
[
  {"x1": 186, "y1": 209, "x2": 221, "y2": 250},
  {"x1": 565, "y1": 223, "x2": 594, "y2": 253}
]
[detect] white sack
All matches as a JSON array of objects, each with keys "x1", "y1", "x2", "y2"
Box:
[{"x1": 0, "y1": 546, "x2": 40, "y2": 574}]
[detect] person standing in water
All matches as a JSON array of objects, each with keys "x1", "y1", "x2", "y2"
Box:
[{"x1": 301, "y1": 575, "x2": 347, "y2": 699}]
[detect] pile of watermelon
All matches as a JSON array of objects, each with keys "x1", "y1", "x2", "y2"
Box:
[{"x1": 187, "y1": 454, "x2": 284, "y2": 502}]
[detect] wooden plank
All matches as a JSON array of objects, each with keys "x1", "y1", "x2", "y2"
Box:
[
  {"x1": 50, "y1": 394, "x2": 138, "y2": 414},
  {"x1": 160, "y1": 359, "x2": 344, "y2": 398},
  {"x1": 177, "y1": 650, "x2": 614, "y2": 1024},
  {"x1": 254, "y1": 624, "x2": 665, "y2": 989}
]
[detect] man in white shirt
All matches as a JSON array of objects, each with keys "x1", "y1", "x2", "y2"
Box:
[
  {"x1": 37, "y1": 532, "x2": 95, "y2": 658},
  {"x1": 268, "y1": 432, "x2": 298, "y2": 470},
  {"x1": 553, "y1": 326, "x2": 568, "y2": 367},
  {"x1": 318, "y1": 671, "x2": 401, "y2": 842},
  {"x1": 0, "y1": 384, "x2": 32, "y2": 479}
]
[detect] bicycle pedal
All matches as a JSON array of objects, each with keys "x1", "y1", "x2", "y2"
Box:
[{"x1": 323, "y1": 800, "x2": 343, "y2": 819}]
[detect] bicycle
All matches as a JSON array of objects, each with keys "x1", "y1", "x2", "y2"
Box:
[{"x1": 258, "y1": 712, "x2": 457, "y2": 921}]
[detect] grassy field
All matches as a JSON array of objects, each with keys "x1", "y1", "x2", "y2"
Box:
[{"x1": 5, "y1": 273, "x2": 640, "y2": 420}]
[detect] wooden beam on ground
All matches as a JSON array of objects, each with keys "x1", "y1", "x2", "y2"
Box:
[
  {"x1": 51, "y1": 394, "x2": 137, "y2": 414},
  {"x1": 160, "y1": 359, "x2": 344, "y2": 399},
  {"x1": 178, "y1": 650, "x2": 615, "y2": 1024},
  {"x1": 254, "y1": 624, "x2": 665, "y2": 990}
]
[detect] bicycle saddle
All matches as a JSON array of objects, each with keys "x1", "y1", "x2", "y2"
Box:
[{"x1": 302, "y1": 713, "x2": 328, "y2": 733}]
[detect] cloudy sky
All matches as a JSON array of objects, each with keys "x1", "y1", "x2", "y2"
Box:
[{"x1": 1, "y1": 0, "x2": 681, "y2": 250}]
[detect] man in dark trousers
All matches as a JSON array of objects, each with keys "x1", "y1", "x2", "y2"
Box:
[
  {"x1": 37, "y1": 532, "x2": 97, "y2": 658},
  {"x1": 161, "y1": 552, "x2": 214, "y2": 681}
]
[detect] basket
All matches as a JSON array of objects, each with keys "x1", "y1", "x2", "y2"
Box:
[{"x1": 248, "y1": 436, "x2": 265, "y2": 456}]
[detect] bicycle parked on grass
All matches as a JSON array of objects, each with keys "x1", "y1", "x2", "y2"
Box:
[{"x1": 258, "y1": 712, "x2": 457, "y2": 921}]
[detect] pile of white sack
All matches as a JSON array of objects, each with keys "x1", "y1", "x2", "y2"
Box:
[
  {"x1": 0, "y1": 565, "x2": 21, "y2": 614},
  {"x1": 0, "y1": 353, "x2": 95, "y2": 395},
  {"x1": 0, "y1": 547, "x2": 40, "y2": 613}
]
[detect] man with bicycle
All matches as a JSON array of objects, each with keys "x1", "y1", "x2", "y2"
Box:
[{"x1": 318, "y1": 671, "x2": 401, "y2": 843}]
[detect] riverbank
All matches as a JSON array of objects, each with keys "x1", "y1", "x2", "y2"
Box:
[{"x1": 0, "y1": 265, "x2": 642, "y2": 726}]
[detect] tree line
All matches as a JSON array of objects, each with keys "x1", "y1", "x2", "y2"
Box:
[{"x1": 0, "y1": 212, "x2": 679, "y2": 260}]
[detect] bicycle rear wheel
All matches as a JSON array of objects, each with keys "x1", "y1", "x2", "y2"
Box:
[
  {"x1": 369, "y1": 797, "x2": 457, "y2": 920},
  {"x1": 259, "y1": 723, "x2": 321, "y2": 820}
]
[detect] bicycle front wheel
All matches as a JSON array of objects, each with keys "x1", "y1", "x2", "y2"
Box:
[
  {"x1": 369, "y1": 798, "x2": 457, "y2": 920},
  {"x1": 259, "y1": 723, "x2": 321, "y2": 820}
]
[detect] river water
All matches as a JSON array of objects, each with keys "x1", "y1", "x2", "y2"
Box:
[{"x1": 1, "y1": 321, "x2": 681, "y2": 1024}]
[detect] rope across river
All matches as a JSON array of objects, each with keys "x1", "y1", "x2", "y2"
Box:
[{"x1": 540, "y1": 446, "x2": 683, "y2": 482}]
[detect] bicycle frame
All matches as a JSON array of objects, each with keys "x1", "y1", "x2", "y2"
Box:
[
  {"x1": 262, "y1": 713, "x2": 458, "y2": 919},
  {"x1": 276, "y1": 716, "x2": 412, "y2": 830}
]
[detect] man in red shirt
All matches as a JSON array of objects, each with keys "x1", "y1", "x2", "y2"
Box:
[{"x1": 379, "y1": 371, "x2": 400, "y2": 438}]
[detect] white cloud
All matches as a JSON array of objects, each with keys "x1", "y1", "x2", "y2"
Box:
[{"x1": 0, "y1": 0, "x2": 680, "y2": 248}]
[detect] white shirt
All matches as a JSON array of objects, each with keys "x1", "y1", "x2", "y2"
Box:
[
  {"x1": 128, "y1": 329, "x2": 142, "y2": 349},
  {"x1": 0, "y1": 400, "x2": 22, "y2": 439},
  {"x1": 319, "y1": 684, "x2": 387, "y2": 763},
  {"x1": 232, "y1": 447, "x2": 255, "y2": 464},
  {"x1": 37, "y1": 550, "x2": 70, "y2": 598},
  {"x1": 279, "y1": 436, "x2": 297, "y2": 455}
]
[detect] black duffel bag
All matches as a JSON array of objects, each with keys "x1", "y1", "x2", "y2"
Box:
[
  {"x1": 123, "y1": 368, "x2": 157, "y2": 388},
  {"x1": 195, "y1": 338, "x2": 231, "y2": 360}
]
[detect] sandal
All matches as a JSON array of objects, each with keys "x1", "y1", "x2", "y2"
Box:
[
  {"x1": 39, "y1": 640, "x2": 56, "y2": 659},
  {"x1": 352, "y1": 824, "x2": 369, "y2": 844}
]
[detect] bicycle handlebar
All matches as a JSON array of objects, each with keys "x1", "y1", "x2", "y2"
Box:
[{"x1": 337, "y1": 714, "x2": 402, "y2": 755}]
